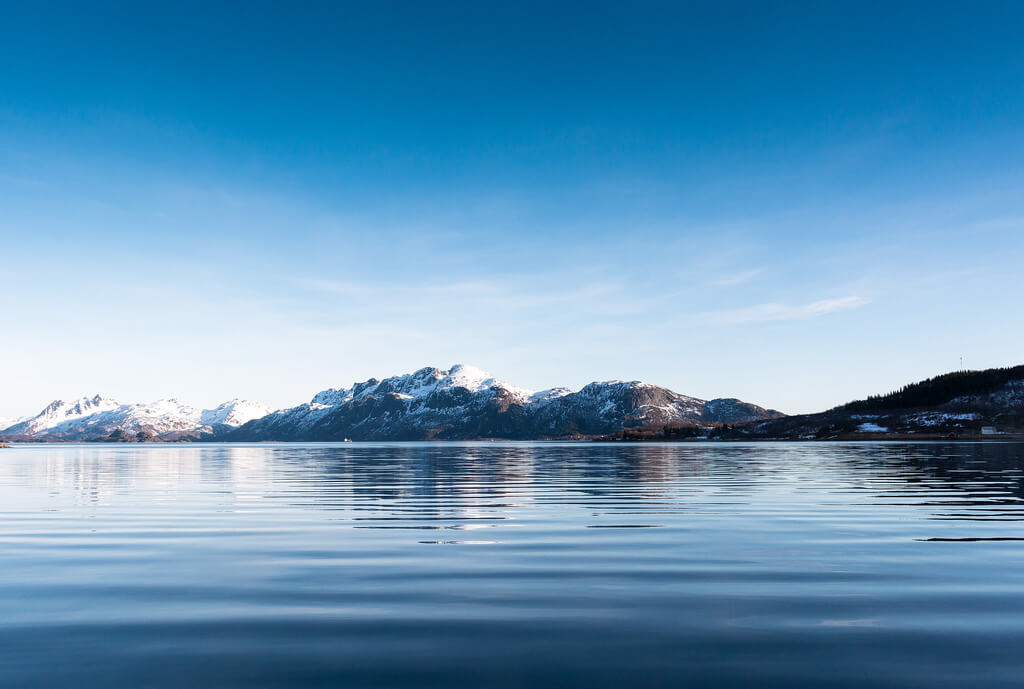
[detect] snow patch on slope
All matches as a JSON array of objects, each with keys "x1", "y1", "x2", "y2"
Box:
[
  {"x1": 528, "y1": 388, "x2": 573, "y2": 405},
  {"x1": 901, "y1": 412, "x2": 979, "y2": 426},
  {"x1": 201, "y1": 399, "x2": 273, "y2": 427}
]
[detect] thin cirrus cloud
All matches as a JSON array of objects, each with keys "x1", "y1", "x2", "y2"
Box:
[
  {"x1": 703, "y1": 296, "x2": 871, "y2": 325},
  {"x1": 300, "y1": 276, "x2": 873, "y2": 329}
]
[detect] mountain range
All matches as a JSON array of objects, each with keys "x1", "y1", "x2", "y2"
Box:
[
  {"x1": 0, "y1": 395, "x2": 271, "y2": 441},
  {"x1": 0, "y1": 364, "x2": 782, "y2": 442}
]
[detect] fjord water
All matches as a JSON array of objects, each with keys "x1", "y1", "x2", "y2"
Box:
[{"x1": 2, "y1": 443, "x2": 1024, "y2": 688}]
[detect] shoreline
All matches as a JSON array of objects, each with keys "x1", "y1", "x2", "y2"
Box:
[{"x1": 1, "y1": 436, "x2": 1023, "y2": 446}]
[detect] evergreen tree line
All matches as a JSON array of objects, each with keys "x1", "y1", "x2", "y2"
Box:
[{"x1": 840, "y1": 365, "x2": 1024, "y2": 412}]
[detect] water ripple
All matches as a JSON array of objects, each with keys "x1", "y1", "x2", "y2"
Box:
[{"x1": 1, "y1": 441, "x2": 1023, "y2": 688}]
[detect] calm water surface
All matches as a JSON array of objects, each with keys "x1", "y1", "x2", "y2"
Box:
[{"x1": 2, "y1": 442, "x2": 1023, "y2": 688}]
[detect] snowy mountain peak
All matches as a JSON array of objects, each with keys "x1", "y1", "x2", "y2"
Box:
[
  {"x1": 3, "y1": 395, "x2": 272, "y2": 440},
  {"x1": 201, "y1": 399, "x2": 274, "y2": 427},
  {"x1": 308, "y1": 365, "x2": 533, "y2": 410},
  {"x1": 439, "y1": 364, "x2": 500, "y2": 393},
  {"x1": 310, "y1": 387, "x2": 348, "y2": 406},
  {"x1": 528, "y1": 387, "x2": 574, "y2": 405},
  {"x1": 41, "y1": 394, "x2": 113, "y2": 414},
  {"x1": 441, "y1": 363, "x2": 536, "y2": 402},
  {"x1": 24, "y1": 395, "x2": 122, "y2": 434}
]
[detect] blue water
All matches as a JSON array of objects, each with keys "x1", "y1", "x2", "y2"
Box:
[{"x1": 2, "y1": 442, "x2": 1023, "y2": 688}]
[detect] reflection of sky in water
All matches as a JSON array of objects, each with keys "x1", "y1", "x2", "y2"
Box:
[{"x1": 1, "y1": 442, "x2": 1023, "y2": 688}]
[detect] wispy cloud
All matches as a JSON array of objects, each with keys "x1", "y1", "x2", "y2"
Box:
[
  {"x1": 298, "y1": 276, "x2": 625, "y2": 313},
  {"x1": 703, "y1": 296, "x2": 871, "y2": 324}
]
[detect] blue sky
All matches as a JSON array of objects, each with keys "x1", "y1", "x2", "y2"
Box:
[{"x1": 2, "y1": 1, "x2": 1023, "y2": 416}]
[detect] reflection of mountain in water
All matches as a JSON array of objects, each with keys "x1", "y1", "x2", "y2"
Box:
[
  {"x1": 192, "y1": 443, "x2": 1024, "y2": 525},
  {"x1": 4, "y1": 443, "x2": 1022, "y2": 531}
]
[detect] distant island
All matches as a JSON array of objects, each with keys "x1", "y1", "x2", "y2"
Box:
[{"x1": 1, "y1": 363, "x2": 1021, "y2": 443}]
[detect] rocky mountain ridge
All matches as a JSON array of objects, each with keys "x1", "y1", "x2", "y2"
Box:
[
  {"x1": 1, "y1": 364, "x2": 783, "y2": 441},
  {"x1": 224, "y1": 364, "x2": 782, "y2": 441}
]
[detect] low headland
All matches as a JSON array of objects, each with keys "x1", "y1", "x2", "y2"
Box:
[{"x1": 601, "y1": 366, "x2": 1024, "y2": 442}]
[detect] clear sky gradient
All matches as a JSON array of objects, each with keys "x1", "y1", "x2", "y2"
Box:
[{"x1": 2, "y1": 1, "x2": 1022, "y2": 416}]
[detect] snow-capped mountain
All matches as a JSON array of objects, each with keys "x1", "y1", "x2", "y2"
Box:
[
  {"x1": 0, "y1": 365, "x2": 782, "y2": 442},
  {"x1": 6, "y1": 395, "x2": 123, "y2": 436},
  {"x1": 200, "y1": 399, "x2": 273, "y2": 427},
  {"x1": 3, "y1": 396, "x2": 271, "y2": 441},
  {"x1": 225, "y1": 364, "x2": 782, "y2": 441},
  {"x1": 230, "y1": 364, "x2": 534, "y2": 441}
]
